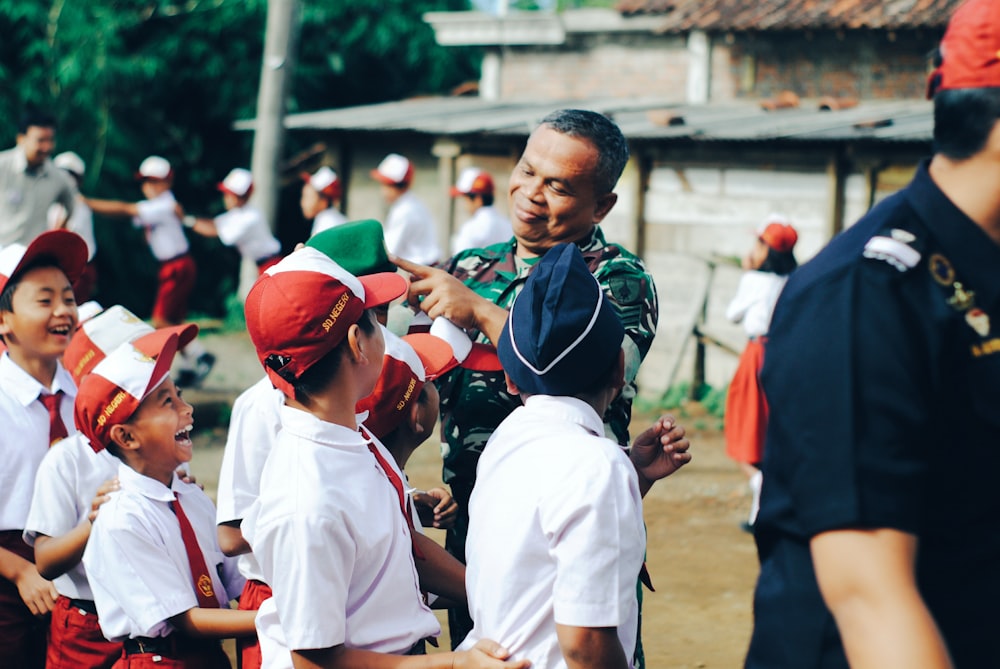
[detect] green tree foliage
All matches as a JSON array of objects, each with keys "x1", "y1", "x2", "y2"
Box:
[{"x1": 0, "y1": 0, "x2": 478, "y2": 317}]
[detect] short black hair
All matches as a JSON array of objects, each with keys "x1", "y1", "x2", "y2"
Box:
[
  {"x1": 758, "y1": 248, "x2": 798, "y2": 276},
  {"x1": 932, "y1": 87, "x2": 1000, "y2": 160},
  {"x1": 292, "y1": 309, "x2": 378, "y2": 403},
  {"x1": 538, "y1": 109, "x2": 630, "y2": 195},
  {"x1": 18, "y1": 110, "x2": 57, "y2": 135}
]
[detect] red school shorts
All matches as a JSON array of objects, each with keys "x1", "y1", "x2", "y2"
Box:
[
  {"x1": 47, "y1": 595, "x2": 121, "y2": 669},
  {"x1": 236, "y1": 580, "x2": 272, "y2": 669},
  {"x1": 152, "y1": 254, "x2": 197, "y2": 325}
]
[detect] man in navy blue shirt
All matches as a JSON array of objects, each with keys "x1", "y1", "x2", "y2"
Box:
[{"x1": 745, "y1": 1, "x2": 1000, "y2": 667}]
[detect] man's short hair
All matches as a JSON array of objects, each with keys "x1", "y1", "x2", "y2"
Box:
[
  {"x1": 538, "y1": 109, "x2": 629, "y2": 195},
  {"x1": 933, "y1": 87, "x2": 1000, "y2": 160},
  {"x1": 18, "y1": 110, "x2": 57, "y2": 135}
]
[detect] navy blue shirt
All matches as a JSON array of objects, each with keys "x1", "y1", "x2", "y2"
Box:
[{"x1": 746, "y1": 161, "x2": 1000, "y2": 668}]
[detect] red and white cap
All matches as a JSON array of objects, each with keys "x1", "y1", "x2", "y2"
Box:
[
  {"x1": 218, "y1": 168, "x2": 254, "y2": 198},
  {"x1": 756, "y1": 214, "x2": 798, "y2": 253},
  {"x1": 450, "y1": 167, "x2": 494, "y2": 197},
  {"x1": 135, "y1": 156, "x2": 172, "y2": 181},
  {"x1": 53, "y1": 151, "x2": 85, "y2": 177},
  {"x1": 370, "y1": 153, "x2": 414, "y2": 186},
  {"x1": 357, "y1": 319, "x2": 500, "y2": 440},
  {"x1": 301, "y1": 166, "x2": 342, "y2": 200},
  {"x1": 74, "y1": 332, "x2": 182, "y2": 453},
  {"x1": 244, "y1": 247, "x2": 408, "y2": 398},
  {"x1": 0, "y1": 230, "x2": 88, "y2": 297},
  {"x1": 64, "y1": 304, "x2": 198, "y2": 384}
]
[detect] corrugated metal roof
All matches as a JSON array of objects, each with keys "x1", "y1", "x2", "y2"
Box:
[
  {"x1": 615, "y1": 0, "x2": 961, "y2": 31},
  {"x1": 235, "y1": 96, "x2": 932, "y2": 145}
]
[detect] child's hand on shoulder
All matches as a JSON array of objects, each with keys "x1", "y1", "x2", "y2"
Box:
[{"x1": 88, "y1": 477, "x2": 120, "y2": 522}]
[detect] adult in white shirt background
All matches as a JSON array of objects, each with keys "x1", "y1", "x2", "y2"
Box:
[
  {"x1": 449, "y1": 167, "x2": 512, "y2": 255},
  {"x1": 370, "y1": 153, "x2": 441, "y2": 265},
  {"x1": 49, "y1": 151, "x2": 99, "y2": 303}
]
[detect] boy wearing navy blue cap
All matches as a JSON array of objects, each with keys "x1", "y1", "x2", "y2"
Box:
[
  {"x1": 747, "y1": 0, "x2": 1000, "y2": 667},
  {"x1": 460, "y1": 243, "x2": 690, "y2": 669}
]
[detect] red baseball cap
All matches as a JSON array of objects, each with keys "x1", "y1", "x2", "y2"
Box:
[
  {"x1": 357, "y1": 320, "x2": 501, "y2": 440},
  {"x1": 301, "y1": 166, "x2": 342, "y2": 201},
  {"x1": 450, "y1": 168, "x2": 494, "y2": 197},
  {"x1": 757, "y1": 215, "x2": 798, "y2": 254},
  {"x1": 0, "y1": 230, "x2": 88, "y2": 297},
  {"x1": 928, "y1": 0, "x2": 1000, "y2": 97},
  {"x1": 134, "y1": 156, "x2": 173, "y2": 181},
  {"x1": 218, "y1": 168, "x2": 254, "y2": 198},
  {"x1": 244, "y1": 247, "x2": 408, "y2": 398},
  {"x1": 370, "y1": 153, "x2": 414, "y2": 186},
  {"x1": 74, "y1": 333, "x2": 182, "y2": 453}
]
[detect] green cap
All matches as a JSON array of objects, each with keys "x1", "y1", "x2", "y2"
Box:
[{"x1": 306, "y1": 219, "x2": 395, "y2": 277}]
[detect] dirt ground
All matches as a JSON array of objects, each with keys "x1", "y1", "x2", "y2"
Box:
[{"x1": 185, "y1": 331, "x2": 760, "y2": 667}]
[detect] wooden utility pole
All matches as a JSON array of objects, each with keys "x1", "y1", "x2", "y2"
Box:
[{"x1": 244, "y1": 0, "x2": 300, "y2": 298}]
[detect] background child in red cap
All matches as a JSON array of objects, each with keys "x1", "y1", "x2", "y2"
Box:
[
  {"x1": 24, "y1": 304, "x2": 198, "y2": 669},
  {"x1": 371, "y1": 153, "x2": 441, "y2": 265},
  {"x1": 723, "y1": 214, "x2": 798, "y2": 531},
  {"x1": 182, "y1": 168, "x2": 283, "y2": 275},
  {"x1": 240, "y1": 248, "x2": 527, "y2": 668},
  {"x1": 77, "y1": 334, "x2": 255, "y2": 668},
  {"x1": 85, "y1": 156, "x2": 215, "y2": 388},
  {"x1": 448, "y1": 167, "x2": 511, "y2": 255},
  {"x1": 0, "y1": 229, "x2": 87, "y2": 668},
  {"x1": 301, "y1": 166, "x2": 348, "y2": 237}
]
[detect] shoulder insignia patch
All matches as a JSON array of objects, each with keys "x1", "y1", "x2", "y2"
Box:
[{"x1": 863, "y1": 236, "x2": 921, "y2": 272}]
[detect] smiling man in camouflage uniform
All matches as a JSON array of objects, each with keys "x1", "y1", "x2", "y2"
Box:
[{"x1": 396, "y1": 109, "x2": 660, "y2": 661}]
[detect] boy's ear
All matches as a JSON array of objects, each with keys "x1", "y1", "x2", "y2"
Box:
[
  {"x1": 0, "y1": 310, "x2": 12, "y2": 337},
  {"x1": 108, "y1": 424, "x2": 141, "y2": 453},
  {"x1": 504, "y1": 372, "x2": 520, "y2": 397},
  {"x1": 406, "y1": 397, "x2": 425, "y2": 436},
  {"x1": 345, "y1": 324, "x2": 367, "y2": 364}
]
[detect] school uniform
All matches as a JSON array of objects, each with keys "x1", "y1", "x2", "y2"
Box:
[
  {"x1": 723, "y1": 270, "x2": 787, "y2": 465},
  {"x1": 242, "y1": 405, "x2": 439, "y2": 669},
  {"x1": 450, "y1": 205, "x2": 511, "y2": 256},
  {"x1": 0, "y1": 354, "x2": 77, "y2": 667},
  {"x1": 383, "y1": 191, "x2": 441, "y2": 265},
  {"x1": 460, "y1": 395, "x2": 646, "y2": 669},
  {"x1": 213, "y1": 205, "x2": 281, "y2": 274},
  {"x1": 23, "y1": 433, "x2": 121, "y2": 669},
  {"x1": 215, "y1": 376, "x2": 285, "y2": 669},
  {"x1": 747, "y1": 162, "x2": 1000, "y2": 668},
  {"x1": 133, "y1": 191, "x2": 195, "y2": 324},
  {"x1": 83, "y1": 464, "x2": 244, "y2": 668},
  {"x1": 309, "y1": 207, "x2": 348, "y2": 238},
  {"x1": 49, "y1": 197, "x2": 99, "y2": 302}
]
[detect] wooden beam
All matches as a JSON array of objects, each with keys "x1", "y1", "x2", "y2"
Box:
[{"x1": 826, "y1": 149, "x2": 848, "y2": 236}]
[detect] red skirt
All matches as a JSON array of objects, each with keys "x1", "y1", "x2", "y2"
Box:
[
  {"x1": 236, "y1": 580, "x2": 271, "y2": 669},
  {"x1": 724, "y1": 339, "x2": 769, "y2": 466}
]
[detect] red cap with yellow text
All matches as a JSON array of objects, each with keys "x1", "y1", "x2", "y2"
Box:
[
  {"x1": 64, "y1": 304, "x2": 198, "y2": 384},
  {"x1": 0, "y1": 230, "x2": 88, "y2": 297},
  {"x1": 244, "y1": 247, "x2": 408, "y2": 398},
  {"x1": 357, "y1": 319, "x2": 501, "y2": 440},
  {"x1": 928, "y1": 0, "x2": 1000, "y2": 97},
  {"x1": 74, "y1": 333, "x2": 182, "y2": 453}
]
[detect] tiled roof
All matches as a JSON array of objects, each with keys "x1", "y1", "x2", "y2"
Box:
[{"x1": 616, "y1": 0, "x2": 963, "y2": 31}]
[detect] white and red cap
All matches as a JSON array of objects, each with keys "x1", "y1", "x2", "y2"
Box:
[
  {"x1": 756, "y1": 214, "x2": 798, "y2": 254},
  {"x1": 218, "y1": 168, "x2": 254, "y2": 198},
  {"x1": 53, "y1": 151, "x2": 85, "y2": 177},
  {"x1": 0, "y1": 230, "x2": 88, "y2": 297},
  {"x1": 370, "y1": 153, "x2": 414, "y2": 186},
  {"x1": 357, "y1": 319, "x2": 501, "y2": 440},
  {"x1": 450, "y1": 167, "x2": 494, "y2": 197},
  {"x1": 135, "y1": 156, "x2": 172, "y2": 181},
  {"x1": 244, "y1": 247, "x2": 408, "y2": 398},
  {"x1": 64, "y1": 304, "x2": 198, "y2": 384},
  {"x1": 301, "y1": 166, "x2": 342, "y2": 200},
  {"x1": 74, "y1": 332, "x2": 182, "y2": 453}
]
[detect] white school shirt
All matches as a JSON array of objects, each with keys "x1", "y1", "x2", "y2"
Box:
[
  {"x1": 383, "y1": 191, "x2": 441, "y2": 265},
  {"x1": 215, "y1": 376, "x2": 284, "y2": 583},
  {"x1": 242, "y1": 406, "x2": 438, "y2": 667},
  {"x1": 450, "y1": 205, "x2": 512, "y2": 255},
  {"x1": 23, "y1": 434, "x2": 118, "y2": 600},
  {"x1": 133, "y1": 190, "x2": 190, "y2": 261},
  {"x1": 0, "y1": 354, "x2": 77, "y2": 531},
  {"x1": 214, "y1": 205, "x2": 280, "y2": 263},
  {"x1": 725, "y1": 270, "x2": 788, "y2": 338},
  {"x1": 460, "y1": 395, "x2": 646, "y2": 669},
  {"x1": 309, "y1": 207, "x2": 348, "y2": 237},
  {"x1": 83, "y1": 464, "x2": 245, "y2": 641}
]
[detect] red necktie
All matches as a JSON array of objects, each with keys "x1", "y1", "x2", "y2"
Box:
[
  {"x1": 364, "y1": 435, "x2": 425, "y2": 561},
  {"x1": 170, "y1": 493, "x2": 220, "y2": 609},
  {"x1": 38, "y1": 391, "x2": 68, "y2": 446}
]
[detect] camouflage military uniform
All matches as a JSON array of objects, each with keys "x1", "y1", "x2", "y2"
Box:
[{"x1": 436, "y1": 226, "x2": 658, "y2": 659}]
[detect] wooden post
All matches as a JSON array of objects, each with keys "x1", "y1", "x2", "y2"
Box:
[
  {"x1": 826, "y1": 149, "x2": 848, "y2": 237},
  {"x1": 690, "y1": 259, "x2": 715, "y2": 401}
]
